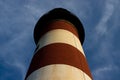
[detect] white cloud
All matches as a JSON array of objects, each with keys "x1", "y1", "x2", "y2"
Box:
[
  {"x1": 0, "y1": 30, "x2": 35, "y2": 80},
  {"x1": 95, "y1": 0, "x2": 115, "y2": 36},
  {"x1": 24, "y1": 0, "x2": 91, "y2": 20},
  {"x1": 91, "y1": 0, "x2": 120, "y2": 60},
  {"x1": 90, "y1": 0, "x2": 120, "y2": 79},
  {"x1": 1, "y1": 0, "x2": 120, "y2": 80},
  {"x1": 0, "y1": 1, "x2": 35, "y2": 79},
  {"x1": 93, "y1": 64, "x2": 119, "y2": 80},
  {"x1": 4, "y1": 60, "x2": 26, "y2": 80}
]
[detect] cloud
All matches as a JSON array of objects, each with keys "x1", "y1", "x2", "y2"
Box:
[
  {"x1": 24, "y1": 0, "x2": 91, "y2": 20},
  {"x1": 86, "y1": 0, "x2": 119, "y2": 50},
  {"x1": 95, "y1": 0, "x2": 115, "y2": 36},
  {"x1": 0, "y1": 30, "x2": 33, "y2": 80},
  {"x1": 4, "y1": 60, "x2": 26, "y2": 80},
  {"x1": 93, "y1": 64, "x2": 119, "y2": 80},
  {"x1": 90, "y1": 0, "x2": 120, "y2": 79},
  {"x1": 91, "y1": 0, "x2": 120, "y2": 60},
  {"x1": 0, "y1": 1, "x2": 35, "y2": 80},
  {"x1": 1, "y1": 0, "x2": 120, "y2": 80}
]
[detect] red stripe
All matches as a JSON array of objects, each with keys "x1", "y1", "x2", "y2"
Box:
[
  {"x1": 25, "y1": 43, "x2": 92, "y2": 79},
  {"x1": 34, "y1": 20, "x2": 79, "y2": 44}
]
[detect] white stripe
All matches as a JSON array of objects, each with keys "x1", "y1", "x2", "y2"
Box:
[
  {"x1": 36, "y1": 29, "x2": 85, "y2": 56},
  {"x1": 26, "y1": 64, "x2": 92, "y2": 80}
]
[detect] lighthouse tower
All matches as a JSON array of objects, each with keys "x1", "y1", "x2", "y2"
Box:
[{"x1": 25, "y1": 8, "x2": 92, "y2": 80}]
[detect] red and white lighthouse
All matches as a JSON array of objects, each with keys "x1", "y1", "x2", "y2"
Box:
[{"x1": 25, "y1": 8, "x2": 92, "y2": 80}]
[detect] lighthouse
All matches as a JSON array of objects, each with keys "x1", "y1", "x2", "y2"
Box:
[{"x1": 25, "y1": 8, "x2": 92, "y2": 80}]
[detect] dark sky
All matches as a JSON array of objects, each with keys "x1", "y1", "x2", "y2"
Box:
[{"x1": 0, "y1": 0, "x2": 120, "y2": 80}]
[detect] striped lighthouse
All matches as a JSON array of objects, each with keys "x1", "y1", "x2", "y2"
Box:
[{"x1": 25, "y1": 8, "x2": 92, "y2": 80}]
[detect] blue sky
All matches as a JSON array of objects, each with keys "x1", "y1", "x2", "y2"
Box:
[{"x1": 0, "y1": 0, "x2": 120, "y2": 80}]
